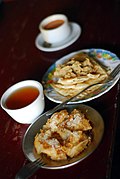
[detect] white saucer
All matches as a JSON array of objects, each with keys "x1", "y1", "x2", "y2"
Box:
[{"x1": 35, "y1": 22, "x2": 81, "y2": 52}]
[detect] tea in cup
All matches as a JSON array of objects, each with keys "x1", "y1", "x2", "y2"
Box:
[
  {"x1": 0, "y1": 80, "x2": 45, "y2": 124},
  {"x1": 39, "y1": 14, "x2": 71, "y2": 44}
]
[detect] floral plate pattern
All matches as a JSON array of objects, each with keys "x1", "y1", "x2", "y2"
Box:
[{"x1": 42, "y1": 49, "x2": 120, "y2": 104}]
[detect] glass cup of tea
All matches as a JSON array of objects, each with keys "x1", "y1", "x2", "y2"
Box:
[
  {"x1": 39, "y1": 14, "x2": 71, "y2": 44},
  {"x1": 0, "y1": 80, "x2": 45, "y2": 124}
]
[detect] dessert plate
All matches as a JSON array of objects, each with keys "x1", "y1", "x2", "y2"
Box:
[
  {"x1": 42, "y1": 49, "x2": 120, "y2": 104},
  {"x1": 35, "y1": 22, "x2": 81, "y2": 52},
  {"x1": 22, "y1": 104, "x2": 104, "y2": 169}
]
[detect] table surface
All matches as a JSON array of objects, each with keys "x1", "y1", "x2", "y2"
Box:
[{"x1": 0, "y1": 0, "x2": 120, "y2": 179}]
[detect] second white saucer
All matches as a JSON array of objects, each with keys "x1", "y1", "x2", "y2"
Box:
[{"x1": 35, "y1": 22, "x2": 82, "y2": 52}]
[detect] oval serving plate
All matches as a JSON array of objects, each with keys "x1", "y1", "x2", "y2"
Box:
[
  {"x1": 22, "y1": 104, "x2": 104, "y2": 169},
  {"x1": 42, "y1": 48, "x2": 120, "y2": 104}
]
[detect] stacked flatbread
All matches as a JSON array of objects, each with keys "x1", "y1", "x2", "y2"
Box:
[
  {"x1": 50, "y1": 53, "x2": 109, "y2": 97},
  {"x1": 34, "y1": 109, "x2": 92, "y2": 160}
]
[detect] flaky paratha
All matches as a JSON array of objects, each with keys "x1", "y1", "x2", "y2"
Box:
[
  {"x1": 34, "y1": 109, "x2": 92, "y2": 160},
  {"x1": 50, "y1": 52, "x2": 109, "y2": 97}
]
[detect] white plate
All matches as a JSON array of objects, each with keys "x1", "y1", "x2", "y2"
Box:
[
  {"x1": 22, "y1": 104, "x2": 104, "y2": 169},
  {"x1": 42, "y1": 49, "x2": 120, "y2": 104},
  {"x1": 35, "y1": 22, "x2": 81, "y2": 52}
]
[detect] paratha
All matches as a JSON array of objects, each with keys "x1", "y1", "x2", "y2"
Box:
[
  {"x1": 34, "y1": 109, "x2": 92, "y2": 160},
  {"x1": 50, "y1": 52, "x2": 109, "y2": 98}
]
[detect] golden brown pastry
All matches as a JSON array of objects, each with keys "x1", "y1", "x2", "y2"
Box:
[
  {"x1": 50, "y1": 53, "x2": 109, "y2": 97},
  {"x1": 34, "y1": 109, "x2": 92, "y2": 160}
]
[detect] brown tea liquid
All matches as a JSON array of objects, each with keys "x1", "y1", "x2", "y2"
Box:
[
  {"x1": 6, "y1": 86, "x2": 39, "y2": 109},
  {"x1": 44, "y1": 20, "x2": 64, "y2": 30}
]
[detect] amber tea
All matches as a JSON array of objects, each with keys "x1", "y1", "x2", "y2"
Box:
[
  {"x1": 5, "y1": 86, "x2": 39, "y2": 109},
  {"x1": 44, "y1": 19, "x2": 64, "y2": 30}
]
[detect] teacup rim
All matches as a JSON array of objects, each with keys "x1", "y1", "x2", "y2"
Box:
[
  {"x1": 0, "y1": 80, "x2": 43, "y2": 111},
  {"x1": 39, "y1": 14, "x2": 68, "y2": 31}
]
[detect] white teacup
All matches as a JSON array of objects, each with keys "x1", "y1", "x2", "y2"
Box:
[
  {"x1": 39, "y1": 14, "x2": 71, "y2": 44},
  {"x1": 0, "y1": 80, "x2": 45, "y2": 124}
]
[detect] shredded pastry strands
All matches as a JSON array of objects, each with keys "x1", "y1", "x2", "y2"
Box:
[
  {"x1": 34, "y1": 109, "x2": 92, "y2": 161},
  {"x1": 50, "y1": 52, "x2": 109, "y2": 98}
]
